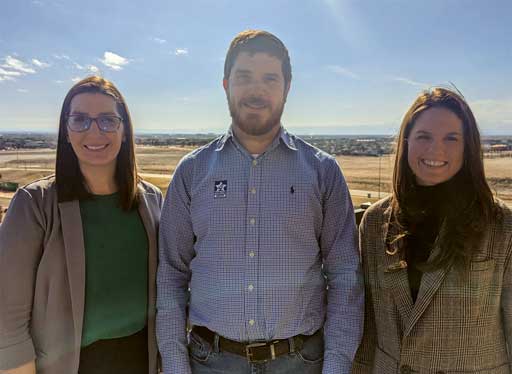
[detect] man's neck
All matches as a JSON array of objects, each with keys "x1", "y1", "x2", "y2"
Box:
[{"x1": 232, "y1": 125, "x2": 281, "y2": 155}]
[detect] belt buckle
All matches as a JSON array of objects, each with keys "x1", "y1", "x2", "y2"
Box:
[{"x1": 245, "y1": 342, "x2": 271, "y2": 362}]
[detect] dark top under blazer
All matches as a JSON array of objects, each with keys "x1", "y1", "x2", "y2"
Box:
[
  {"x1": 352, "y1": 197, "x2": 512, "y2": 374},
  {"x1": 0, "y1": 176, "x2": 163, "y2": 374}
]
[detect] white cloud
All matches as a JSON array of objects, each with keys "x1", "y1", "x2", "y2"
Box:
[
  {"x1": 0, "y1": 75, "x2": 15, "y2": 82},
  {"x1": 87, "y1": 65, "x2": 99, "y2": 73},
  {"x1": 0, "y1": 67, "x2": 22, "y2": 77},
  {"x1": 174, "y1": 48, "x2": 189, "y2": 56},
  {"x1": 151, "y1": 37, "x2": 167, "y2": 44},
  {"x1": 2, "y1": 56, "x2": 36, "y2": 74},
  {"x1": 54, "y1": 80, "x2": 65, "y2": 84},
  {"x1": 32, "y1": 58, "x2": 50, "y2": 68},
  {"x1": 53, "y1": 54, "x2": 70, "y2": 60},
  {"x1": 326, "y1": 65, "x2": 359, "y2": 79},
  {"x1": 71, "y1": 76, "x2": 81, "y2": 83},
  {"x1": 0, "y1": 56, "x2": 39, "y2": 81},
  {"x1": 32, "y1": 0, "x2": 43, "y2": 6},
  {"x1": 391, "y1": 76, "x2": 428, "y2": 87},
  {"x1": 100, "y1": 51, "x2": 129, "y2": 70},
  {"x1": 17, "y1": 88, "x2": 29, "y2": 93},
  {"x1": 72, "y1": 62, "x2": 99, "y2": 74}
]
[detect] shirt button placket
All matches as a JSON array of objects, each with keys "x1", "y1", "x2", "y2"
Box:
[{"x1": 245, "y1": 157, "x2": 260, "y2": 338}]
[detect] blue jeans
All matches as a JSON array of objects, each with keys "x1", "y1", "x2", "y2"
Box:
[{"x1": 189, "y1": 329, "x2": 324, "y2": 374}]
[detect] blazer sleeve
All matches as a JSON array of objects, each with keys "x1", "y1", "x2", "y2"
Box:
[
  {"x1": 502, "y1": 231, "x2": 512, "y2": 371},
  {"x1": 352, "y1": 212, "x2": 377, "y2": 374},
  {"x1": 0, "y1": 188, "x2": 44, "y2": 370}
]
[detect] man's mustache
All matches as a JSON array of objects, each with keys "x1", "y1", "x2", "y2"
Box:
[{"x1": 240, "y1": 97, "x2": 270, "y2": 107}]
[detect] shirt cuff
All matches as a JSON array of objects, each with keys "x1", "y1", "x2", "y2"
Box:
[
  {"x1": 351, "y1": 360, "x2": 372, "y2": 374},
  {"x1": 322, "y1": 354, "x2": 352, "y2": 374},
  {"x1": 0, "y1": 338, "x2": 36, "y2": 370}
]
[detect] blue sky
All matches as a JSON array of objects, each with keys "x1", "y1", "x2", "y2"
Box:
[{"x1": 1, "y1": 0, "x2": 511, "y2": 134}]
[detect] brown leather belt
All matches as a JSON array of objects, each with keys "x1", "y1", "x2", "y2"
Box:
[{"x1": 191, "y1": 326, "x2": 319, "y2": 362}]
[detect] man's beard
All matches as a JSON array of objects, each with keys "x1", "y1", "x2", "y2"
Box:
[{"x1": 228, "y1": 95, "x2": 285, "y2": 137}]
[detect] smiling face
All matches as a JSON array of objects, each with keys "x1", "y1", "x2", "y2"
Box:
[
  {"x1": 224, "y1": 52, "x2": 289, "y2": 137},
  {"x1": 67, "y1": 93, "x2": 124, "y2": 176},
  {"x1": 407, "y1": 106, "x2": 465, "y2": 186}
]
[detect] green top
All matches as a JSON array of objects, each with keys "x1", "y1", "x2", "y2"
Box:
[{"x1": 79, "y1": 193, "x2": 148, "y2": 347}]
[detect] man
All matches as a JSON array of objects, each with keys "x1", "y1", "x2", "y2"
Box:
[{"x1": 157, "y1": 30, "x2": 363, "y2": 374}]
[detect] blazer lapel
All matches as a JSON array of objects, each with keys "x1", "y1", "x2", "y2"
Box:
[
  {"x1": 137, "y1": 189, "x2": 157, "y2": 256},
  {"x1": 137, "y1": 190, "x2": 157, "y2": 302},
  {"x1": 404, "y1": 239, "x2": 449, "y2": 336},
  {"x1": 137, "y1": 188, "x2": 159, "y2": 374},
  {"x1": 379, "y1": 205, "x2": 414, "y2": 334},
  {"x1": 58, "y1": 200, "x2": 86, "y2": 350}
]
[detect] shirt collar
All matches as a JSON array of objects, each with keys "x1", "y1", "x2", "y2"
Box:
[
  {"x1": 215, "y1": 127, "x2": 234, "y2": 151},
  {"x1": 215, "y1": 125, "x2": 297, "y2": 152},
  {"x1": 279, "y1": 127, "x2": 298, "y2": 151}
]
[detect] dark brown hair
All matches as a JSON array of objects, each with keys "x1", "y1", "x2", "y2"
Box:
[
  {"x1": 224, "y1": 29, "x2": 292, "y2": 88},
  {"x1": 55, "y1": 76, "x2": 139, "y2": 210},
  {"x1": 391, "y1": 87, "x2": 495, "y2": 270}
]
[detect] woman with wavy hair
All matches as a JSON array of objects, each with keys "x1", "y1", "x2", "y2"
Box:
[
  {"x1": 0, "y1": 76, "x2": 162, "y2": 374},
  {"x1": 352, "y1": 87, "x2": 512, "y2": 374}
]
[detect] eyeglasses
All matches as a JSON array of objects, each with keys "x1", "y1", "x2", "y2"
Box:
[{"x1": 67, "y1": 114, "x2": 123, "y2": 133}]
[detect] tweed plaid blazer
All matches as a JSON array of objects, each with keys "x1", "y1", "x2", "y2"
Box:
[{"x1": 352, "y1": 197, "x2": 512, "y2": 374}]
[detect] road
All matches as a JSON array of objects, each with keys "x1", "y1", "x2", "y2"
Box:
[{"x1": 349, "y1": 189, "x2": 389, "y2": 199}]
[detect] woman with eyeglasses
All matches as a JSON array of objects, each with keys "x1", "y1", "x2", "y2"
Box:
[
  {"x1": 352, "y1": 87, "x2": 512, "y2": 374},
  {"x1": 0, "y1": 76, "x2": 162, "y2": 374}
]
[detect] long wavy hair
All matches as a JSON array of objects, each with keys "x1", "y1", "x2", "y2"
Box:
[
  {"x1": 55, "y1": 76, "x2": 140, "y2": 210},
  {"x1": 391, "y1": 87, "x2": 495, "y2": 271}
]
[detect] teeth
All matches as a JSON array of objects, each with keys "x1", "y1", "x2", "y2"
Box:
[
  {"x1": 245, "y1": 103, "x2": 265, "y2": 109},
  {"x1": 422, "y1": 159, "x2": 446, "y2": 167},
  {"x1": 244, "y1": 99, "x2": 267, "y2": 109},
  {"x1": 85, "y1": 144, "x2": 108, "y2": 150}
]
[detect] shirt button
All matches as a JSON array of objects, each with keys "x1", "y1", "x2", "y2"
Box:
[
  {"x1": 400, "y1": 365, "x2": 412, "y2": 374},
  {"x1": 249, "y1": 319, "x2": 255, "y2": 326},
  {"x1": 250, "y1": 188, "x2": 256, "y2": 194},
  {"x1": 248, "y1": 284, "x2": 254, "y2": 291},
  {"x1": 252, "y1": 160, "x2": 258, "y2": 166},
  {"x1": 249, "y1": 218, "x2": 256, "y2": 225},
  {"x1": 249, "y1": 251, "x2": 255, "y2": 258}
]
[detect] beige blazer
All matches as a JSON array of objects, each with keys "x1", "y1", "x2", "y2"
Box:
[
  {"x1": 352, "y1": 197, "x2": 512, "y2": 374},
  {"x1": 0, "y1": 176, "x2": 162, "y2": 374}
]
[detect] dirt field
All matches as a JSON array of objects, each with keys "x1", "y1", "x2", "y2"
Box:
[
  {"x1": 335, "y1": 154, "x2": 512, "y2": 206},
  {"x1": 0, "y1": 147, "x2": 510, "y2": 209}
]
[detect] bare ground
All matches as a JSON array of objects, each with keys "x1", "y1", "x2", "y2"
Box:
[{"x1": 0, "y1": 148, "x2": 510, "y2": 208}]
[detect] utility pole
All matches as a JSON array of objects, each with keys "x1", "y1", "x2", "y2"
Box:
[{"x1": 378, "y1": 150, "x2": 382, "y2": 199}]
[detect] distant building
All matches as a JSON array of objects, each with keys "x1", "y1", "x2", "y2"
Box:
[{"x1": 490, "y1": 144, "x2": 509, "y2": 152}]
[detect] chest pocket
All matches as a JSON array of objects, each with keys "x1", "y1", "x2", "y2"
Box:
[
  {"x1": 274, "y1": 182, "x2": 316, "y2": 215},
  {"x1": 439, "y1": 259, "x2": 498, "y2": 320},
  {"x1": 265, "y1": 180, "x2": 321, "y2": 223}
]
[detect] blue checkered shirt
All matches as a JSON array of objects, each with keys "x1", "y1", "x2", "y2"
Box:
[{"x1": 157, "y1": 127, "x2": 364, "y2": 374}]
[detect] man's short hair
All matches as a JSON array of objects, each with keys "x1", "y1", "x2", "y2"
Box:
[{"x1": 224, "y1": 30, "x2": 292, "y2": 87}]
